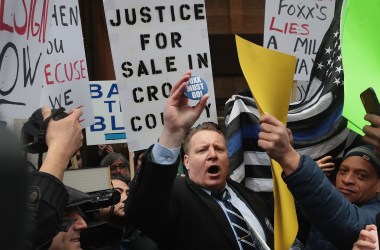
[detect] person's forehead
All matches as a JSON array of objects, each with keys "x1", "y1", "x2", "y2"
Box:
[
  {"x1": 341, "y1": 156, "x2": 377, "y2": 173},
  {"x1": 112, "y1": 158, "x2": 124, "y2": 164},
  {"x1": 190, "y1": 130, "x2": 226, "y2": 144},
  {"x1": 112, "y1": 179, "x2": 129, "y2": 189}
]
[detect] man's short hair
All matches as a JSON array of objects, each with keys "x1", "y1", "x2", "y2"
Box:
[{"x1": 183, "y1": 122, "x2": 225, "y2": 154}]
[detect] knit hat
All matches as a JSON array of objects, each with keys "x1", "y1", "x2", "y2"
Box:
[{"x1": 344, "y1": 145, "x2": 380, "y2": 175}]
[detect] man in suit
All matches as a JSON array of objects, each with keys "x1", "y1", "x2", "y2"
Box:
[{"x1": 125, "y1": 71, "x2": 274, "y2": 250}]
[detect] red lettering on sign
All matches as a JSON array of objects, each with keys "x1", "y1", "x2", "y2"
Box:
[
  {"x1": 269, "y1": 16, "x2": 309, "y2": 35},
  {"x1": 44, "y1": 60, "x2": 88, "y2": 85},
  {"x1": 0, "y1": 0, "x2": 50, "y2": 43}
]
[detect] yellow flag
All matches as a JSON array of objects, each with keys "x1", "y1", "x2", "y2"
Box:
[{"x1": 235, "y1": 35, "x2": 298, "y2": 250}]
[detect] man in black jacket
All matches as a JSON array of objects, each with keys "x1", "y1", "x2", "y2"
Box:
[
  {"x1": 1, "y1": 108, "x2": 84, "y2": 250},
  {"x1": 0, "y1": 107, "x2": 83, "y2": 250},
  {"x1": 25, "y1": 107, "x2": 84, "y2": 249},
  {"x1": 125, "y1": 72, "x2": 274, "y2": 250}
]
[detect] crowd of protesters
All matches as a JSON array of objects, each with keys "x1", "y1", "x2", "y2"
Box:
[{"x1": 1, "y1": 72, "x2": 380, "y2": 250}]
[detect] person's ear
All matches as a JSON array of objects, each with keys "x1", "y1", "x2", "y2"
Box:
[
  {"x1": 376, "y1": 179, "x2": 380, "y2": 193},
  {"x1": 184, "y1": 155, "x2": 190, "y2": 170}
]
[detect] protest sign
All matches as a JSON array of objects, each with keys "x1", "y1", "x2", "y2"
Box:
[
  {"x1": 85, "y1": 80, "x2": 127, "y2": 145},
  {"x1": 263, "y1": 0, "x2": 335, "y2": 82},
  {"x1": 0, "y1": 0, "x2": 52, "y2": 119},
  {"x1": 103, "y1": 0, "x2": 217, "y2": 151},
  {"x1": 40, "y1": 0, "x2": 94, "y2": 127}
]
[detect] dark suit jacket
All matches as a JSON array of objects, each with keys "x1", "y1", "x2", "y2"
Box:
[{"x1": 125, "y1": 147, "x2": 274, "y2": 250}]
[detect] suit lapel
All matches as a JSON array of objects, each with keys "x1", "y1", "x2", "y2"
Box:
[{"x1": 185, "y1": 178, "x2": 240, "y2": 249}]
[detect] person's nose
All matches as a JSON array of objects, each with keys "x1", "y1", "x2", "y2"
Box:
[
  {"x1": 207, "y1": 147, "x2": 217, "y2": 161},
  {"x1": 341, "y1": 172, "x2": 354, "y2": 184},
  {"x1": 121, "y1": 192, "x2": 128, "y2": 203},
  {"x1": 73, "y1": 215, "x2": 87, "y2": 231},
  {"x1": 115, "y1": 167, "x2": 122, "y2": 174}
]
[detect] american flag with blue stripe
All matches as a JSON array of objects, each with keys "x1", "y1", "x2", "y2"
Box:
[{"x1": 225, "y1": 0, "x2": 359, "y2": 196}]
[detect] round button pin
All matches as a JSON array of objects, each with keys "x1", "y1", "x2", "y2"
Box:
[{"x1": 184, "y1": 76, "x2": 208, "y2": 100}]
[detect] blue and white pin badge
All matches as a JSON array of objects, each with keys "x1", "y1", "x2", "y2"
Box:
[{"x1": 184, "y1": 76, "x2": 208, "y2": 100}]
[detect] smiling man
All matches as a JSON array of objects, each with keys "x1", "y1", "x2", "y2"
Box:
[
  {"x1": 125, "y1": 72, "x2": 274, "y2": 250},
  {"x1": 49, "y1": 207, "x2": 87, "y2": 250},
  {"x1": 49, "y1": 186, "x2": 90, "y2": 250}
]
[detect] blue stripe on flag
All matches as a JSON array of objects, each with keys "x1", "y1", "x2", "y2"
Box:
[
  {"x1": 241, "y1": 123, "x2": 260, "y2": 139},
  {"x1": 227, "y1": 123, "x2": 260, "y2": 157},
  {"x1": 227, "y1": 130, "x2": 242, "y2": 157},
  {"x1": 293, "y1": 104, "x2": 343, "y2": 141}
]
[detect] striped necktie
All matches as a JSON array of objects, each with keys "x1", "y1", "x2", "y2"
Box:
[{"x1": 213, "y1": 189, "x2": 261, "y2": 250}]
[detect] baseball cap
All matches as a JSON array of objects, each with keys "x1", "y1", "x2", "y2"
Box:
[
  {"x1": 65, "y1": 186, "x2": 91, "y2": 208},
  {"x1": 60, "y1": 186, "x2": 92, "y2": 232},
  {"x1": 62, "y1": 186, "x2": 121, "y2": 231}
]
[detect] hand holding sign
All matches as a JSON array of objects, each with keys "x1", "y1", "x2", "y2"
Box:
[{"x1": 160, "y1": 71, "x2": 209, "y2": 149}]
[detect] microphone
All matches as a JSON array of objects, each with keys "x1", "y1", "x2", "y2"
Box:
[{"x1": 376, "y1": 212, "x2": 380, "y2": 249}]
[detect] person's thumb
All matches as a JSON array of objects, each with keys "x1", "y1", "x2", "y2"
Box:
[{"x1": 41, "y1": 106, "x2": 52, "y2": 120}]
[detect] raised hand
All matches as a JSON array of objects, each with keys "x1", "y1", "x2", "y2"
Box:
[
  {"x1": 40, "y1": 107, "x2": 83, "y2": 180},
  {"x1": 160, "y1": 71, "x2": 208, "y2": 148},
  {"x1": 363, "y1": 114, "x2": 380, "y2": 156}
]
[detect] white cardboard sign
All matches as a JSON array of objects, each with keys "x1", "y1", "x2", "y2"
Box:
[
  {"x1": 0, "y1": 0, "x2": 53, "y2": 119},
  {"x1": 40, "y1": 0, "x2": 94, "y2": 127},
  {"x1": 103, "y1": 0, "x2": 217, "y2": 151},
  {"x1": 263, "y1": 0, "x2": 336, "y2": 81},
  {"x1": 85, "y1": 80, "x2": 127, "y2": 146}
]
